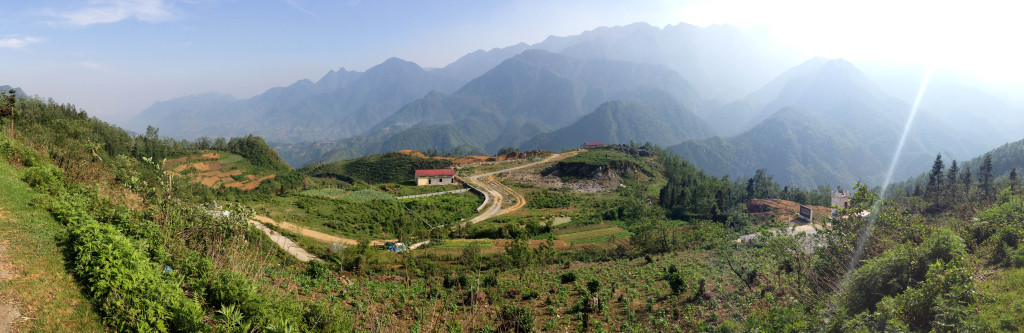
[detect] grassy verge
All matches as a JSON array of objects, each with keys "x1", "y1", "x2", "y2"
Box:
[
  {"x1": 0, "y1": 161, "x2": 105, "y2": 332},
  {"x1": 977, "y1": 267, "x2": 1024, "y2": 329},
  {"x1": 555, "y1": 225, "x2": 631, "y2": 245},
  {"x1": 390, "y1": 182, "x2": 465, "y2": 197}
]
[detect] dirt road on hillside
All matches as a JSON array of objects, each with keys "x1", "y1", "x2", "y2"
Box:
[
  {"x1": 247, "y1": 219, "x2": 320, "y2": 262},
  {"x1": 463, "y1": 151, "x2": 577, "y2": 224},
  {"x1": 250, "y1": 152, "x2": 577, "y2": 261},
  {"x1": 252, "y1": 215, "x2": 396, "y2": 245}
]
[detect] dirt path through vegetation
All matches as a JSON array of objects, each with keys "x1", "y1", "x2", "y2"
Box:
[
  {"x1": 0, "y1": 210, "x2": 22, "y2": 333},
  {"x1": 247, "y1": 218, "x2": 320, "y2": 262},
  {"x1": 463, "y1": 151, "x2": 578, "y2": 224},
  {"x1": 251, "y1": 215, "x2": 359, "y2": 246},
  {"x1": 249, "y1": 152, "x2": 579, "y2": 260}
]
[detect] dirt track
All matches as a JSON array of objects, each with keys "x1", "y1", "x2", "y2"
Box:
[
  {"x1": 251, "y1": 215, "x2": 396, "y2": 246},
  {"x1": 252, "y1": 215, "x2": 358, "y2": 246},
  {"x1": 251, "y1": 151, "x2": 578, "y2": 260},
  {"x1": 247, "y1": 218, "x2": 320, "y2": 262}
]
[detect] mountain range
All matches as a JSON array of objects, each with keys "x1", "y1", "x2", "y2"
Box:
[
  {"x1": 126, "y1": 22, "x2": 1022, "y2": 188},
  {"x1": 671, "y1": 58, "x2": 992, "y2": 187}
]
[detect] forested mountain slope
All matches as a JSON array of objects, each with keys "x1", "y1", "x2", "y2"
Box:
[
  {"x1": 520, "y1": 91, "x2": 715, "y2": 152},
  {"x1": 671, "y1": 59, "x2": 992, "y2": 188},
  {"x1": 310, "y1": 50, "x2": 703, "y2": 163}
]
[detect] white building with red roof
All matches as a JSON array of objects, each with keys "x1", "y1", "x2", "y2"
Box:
[{"x1": 415, "y1": 169, "x2": 456, "y2": 186}]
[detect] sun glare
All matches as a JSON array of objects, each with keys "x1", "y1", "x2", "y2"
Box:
[{"x1": 673, "y1": 0, "x2": 1024, "y2": 84}]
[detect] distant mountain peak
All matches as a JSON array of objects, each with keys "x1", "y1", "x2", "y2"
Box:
[
  {"x1": 365, "y1": 57, "x2": 427, "y2": 76},
  {"x1": 381, "y1": 57, "x2": 419, "y2": 66}
]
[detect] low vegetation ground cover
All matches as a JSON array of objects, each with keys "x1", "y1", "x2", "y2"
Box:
[
  {"x1": 254, "y1": 190, "x2": 482, "y2": 242},
  {"x1": 0, "y1": 159, "x2": 105, "y2": 332}
]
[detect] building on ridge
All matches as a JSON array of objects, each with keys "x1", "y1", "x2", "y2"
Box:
[
  {"x1": 415, "y1": 169, "x2": 456, "y2": 186},
  {"x1": 831, "y1": 188, "x2": 852, "y2": 217}
]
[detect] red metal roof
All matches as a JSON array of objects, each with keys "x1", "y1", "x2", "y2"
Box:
[
  {"x1": 415, "y1": 169, "x2": 455, "y2": 177},
  {"x1": 584, "y1": 142, "x2": 603, "y2": 146}
]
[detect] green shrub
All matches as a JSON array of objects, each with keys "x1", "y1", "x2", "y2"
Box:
[
  {"x1": 843, "y1": 228, "x2": 969, "y2": 318},
  {"x1": 482, "y1": 274, "x2": 498, "y2": 288},
  {"x1": 498, "y1": 305, "x2": 535, "y2": 333},
  {"x1": 68, "y1": 222, "x2": 205, "y2": 332},
  {"x1": 22, "y1": 165, "x2": 63, "y2": 190},
  {"x1": 559, "y1": 272, "x2": 577, "y2": 284},
  {"x1": 874, "y1": 259, "x2": 976, "y2": 331},
  {"x1": 0, "y1": 136, "x2": 39, "y2": 166},
  {"x1": 207, "y1": 271, "x2": 261, "y2": 316},
  {"x1": 665, "y1": 265, "x2": 687, "y2": 295},
  {"x1": 306, "y1": 260, "x2": 331, "y2": 279},
  {"x1": 303, "y1": 301, "x2": 355, "y2": 332}
]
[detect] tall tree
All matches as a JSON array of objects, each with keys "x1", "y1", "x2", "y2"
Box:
[
  {"x1": 946, "y1": 160, "x2": 959, "y2": 202},
  {"x1": 961, "y1": 166, "x2": 973, "y2": 202},
  {"x1": 1011, "y1": 167, "x2": 1019, "y2": 193},
  {"x1": 980, "y1": 153, "x2": 994, "y2": 201},
  {"x1": 927, "y1": 154, "x2": 945, "y2": 200},
  {"x1": 0, "y1": 89, "x2": 16, "y2": 138}
]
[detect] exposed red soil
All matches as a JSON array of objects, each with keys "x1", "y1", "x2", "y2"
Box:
[{"x1": 746, "y1": 198, "x2": 829, "y2": 223}]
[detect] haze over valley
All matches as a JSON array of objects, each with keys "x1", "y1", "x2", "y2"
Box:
[{"x1": 124, "y1": 21, "x2": 1024, "y2": 189}]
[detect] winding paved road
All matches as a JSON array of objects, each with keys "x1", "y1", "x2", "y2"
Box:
[{"x1": 462, "y1": 151, "x2": 577, "y2": 224}]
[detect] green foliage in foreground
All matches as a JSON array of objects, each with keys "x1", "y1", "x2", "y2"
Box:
[{"x1": 69, "y1": 222, "x2": 205, "y2": 332}]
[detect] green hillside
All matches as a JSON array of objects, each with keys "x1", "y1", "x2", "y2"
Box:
[
  {"x1": 3, "y1": 89, "x2": 1024, "y2": 331},
  {"x1": 300, "y1": 151, "x2": 452, "y2": 184},
  {"x1": 522, "y1": 92, "x2": 716, "y2": 152}
]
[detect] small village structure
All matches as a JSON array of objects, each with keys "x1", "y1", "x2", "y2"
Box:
[
  {"x1": 415, "y1": 169, "x2": 456, "y2": 186},
  {"x1": 831, "y1": 188, "x2": 852, "y2": 217},
  {"x1": 582, "y1": 142, "x2": 604, "y2": 148}
]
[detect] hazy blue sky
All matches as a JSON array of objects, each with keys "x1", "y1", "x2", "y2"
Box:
[{"x1": 1, "y1": 0, "x2": 1021, "y2": 123}]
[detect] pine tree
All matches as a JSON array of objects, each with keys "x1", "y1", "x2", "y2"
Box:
[
  {"x1": 1011, "y1": 167, "x2": 1019, "y2": 193},
  {"x1": 927, "y1": 154, "x2": 945, "y2": 200},
  {"x1": 981, "y1": 153, "x2": 994, "y2": 201},
  {"x1": 0, "y1": 89, "x2": 16, "y2": 138},
  {"x1": 962, "y1": 166, "x2": 973, "y2": 201},
  {"x1": 947, "y1": 160, "x2": 959, "y2": 203}
]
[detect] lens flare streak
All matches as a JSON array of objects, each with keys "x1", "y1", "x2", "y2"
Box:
[{"x1": 845, "y1": 66, "x2": 935, "y2": 274}]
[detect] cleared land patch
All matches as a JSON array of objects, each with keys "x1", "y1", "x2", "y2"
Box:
[{"x1": 164, "y1": 151, "x2": 276, "y2": 190}]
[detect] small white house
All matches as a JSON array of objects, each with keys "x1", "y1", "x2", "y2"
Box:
[{"x1": 415, "y1": 169, "x2": 456, "y2": 186}]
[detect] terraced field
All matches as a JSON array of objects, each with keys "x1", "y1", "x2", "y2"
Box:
[{"x1": 164, "y1": 151, "x2": 276, "y2": 190}]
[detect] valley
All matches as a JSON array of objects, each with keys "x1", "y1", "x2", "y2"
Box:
[
  {"x1": 3, "y1": 87, "x2": 1024, "y2": 331},
  {"x1": 3, "y1": 6, "x2": 1024, "y2": 331}
]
